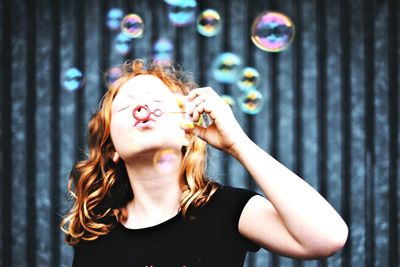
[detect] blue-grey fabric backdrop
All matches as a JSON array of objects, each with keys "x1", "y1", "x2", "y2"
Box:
[{"x1": 0, "y1": 0, "x2": 399, "y2": 266}]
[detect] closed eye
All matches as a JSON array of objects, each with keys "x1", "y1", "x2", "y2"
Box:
[{"x1": 119, "y1": 105, "x2": 130, "y2": 111}]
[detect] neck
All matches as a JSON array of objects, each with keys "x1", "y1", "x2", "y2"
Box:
[{"x1": 123, "y1": 149, "x2": 183, "y2": 224}]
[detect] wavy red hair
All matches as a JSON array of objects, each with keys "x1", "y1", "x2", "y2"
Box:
[{"x1": 60, "y1": 59, "x2": 220, "y2": 246}]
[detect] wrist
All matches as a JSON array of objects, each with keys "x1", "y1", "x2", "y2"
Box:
[{"x1": 228, "y1": 133, "x2": 254, "y2": 161}]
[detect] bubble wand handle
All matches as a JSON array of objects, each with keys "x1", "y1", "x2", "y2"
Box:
[
  {"x1": 132, "y1": 105, "x2": 184, "y2": 121},
  {"x1": 132, "y1": 104, "x2": 212, "y2": 128}
]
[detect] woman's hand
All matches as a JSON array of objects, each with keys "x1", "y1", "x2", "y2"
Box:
[{"x1": 183, "y1": 87, "x2": 249, "y2": 155}]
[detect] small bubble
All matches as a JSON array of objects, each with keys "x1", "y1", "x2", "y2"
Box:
[
  {"x1": 106, "y1": 8, "x2": 124, "y2": 30},
  {"x1": 163, "y1": 0, "x2": 187, "y2": 5},
  {"x1": 197, "y1": 9, "x2": 221, "y2": 37},
  {"x1": 168, "y1": 0, "x2": 197, "y2": 26},
  {"x1": 236, "y1": 67, "x2": 261, "y2": 91},
  {"x1": 211, "y1": 52, "x2": 242, "y2": 84},
  {"x1": 152, "y1": 37, "x2": 174, "y2": 65},
  {"x1": 239, "y1": 89, "x2": 264, "y2": 114},
  {"x1": 104, "y1": 66, "x2": 123, "y2": 87},
  {"x1": 114, "y1": 32, "x2": 132, "y2": 55},
  {"x1": 121, "y1": 13, "x2": 144, "y2": 38},
  {"x1": 63, "y1": 68, "x2": 84, "y2": 91},
  {"x1": 251, "y1": 11, "x2": 295, "y2": 52}
]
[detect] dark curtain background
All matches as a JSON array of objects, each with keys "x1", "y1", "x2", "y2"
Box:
[{"x1": 0, "y1": 0, "x2": 399, "y2": 266}]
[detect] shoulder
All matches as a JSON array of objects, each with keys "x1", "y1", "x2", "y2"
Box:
[
  {"x1": 204, "y1": 183, "x2": 261, "y2": 224},
  {"x1": 207, "y1": 184, "x2": 262, "y2": 252},
  {"x1": 212, "y1": 184, "x2": 261, "y2": 208}
]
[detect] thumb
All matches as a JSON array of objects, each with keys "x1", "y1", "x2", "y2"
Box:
[
  {"x1": 179, "y1": 120, "x2": 206, "y2": 140},
  {"x1": 191, "y1": 124, "x2": 206, "y2": 140}
]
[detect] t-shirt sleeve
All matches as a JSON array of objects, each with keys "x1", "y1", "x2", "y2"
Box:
[{"x1": 217, "y1": 185, "x2": 262, "y2": 252}]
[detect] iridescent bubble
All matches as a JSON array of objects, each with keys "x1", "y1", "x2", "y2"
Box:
[
  {"x1": 105, "y1": 66, "x2": 123, "y2": 87},
  {"x1": 153, "y1": 149, "x2": 180, "y2": 173},
  {"x1": 239, "y1": 89, "x2": 264, "y2": 114},
  {"x1": 168, "y1": 0, "x2": 197, "y2": 26},
  {"x1": 114, "y1": 32, "x2": 132, "y2": 55},
  {"x1": 121, "y1": 13, "x2": 144, "y2": 38},
  {"x1": 197, "y1": 9, "x2": 221, "y2": 37},
  {"x1": 63, "y1": 68, "x2": 84, "y2": 91},
  {"x1": 106, "y1": 8, "x2": 124, "y2": 30},
  {"x1": 221, "y1": 95, "x2": 235, "y2": 107},
  {"x1": 236, "y1": 67, "x2": 261, "y2": 91},
  {"x1": 164, "y1": 0, "x2": 187, "y2": 5},
  {"x1": 152, "y1": 37, "x2": 174, "y2": 65},
  {"x1": 251, "y1": 11, "x2": 295, "y2": 52},
  {"x1": 211, "y1": 52, "x2": 242, "y2": 84}
]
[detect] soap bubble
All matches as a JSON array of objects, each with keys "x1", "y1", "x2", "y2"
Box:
[
  {"x1": 197, "y1": 9, "x2": 221, "y2": 37},
  {"x1": 239, "y1": 89, "x2": 264, "y2": 114},
  {"x1": 104, "y1": 66, "x2": 123, "y2": 87},
  {"x1": 236, "y1": 67, "x2": 260, "y2": 91},
  {"x1": 121, "y1": 13, "x2": 144, "y2": 38},
  {"x1": 63, "y1": 68, "x2": 84, "y2": 91},
  {"x1": 251, "y1": 11, "x2": 295, "y2": 52},
  {"x1": 168, "y1": 0, "x2": 197, "y2": 26},
  {"x1": 114, "y1": 32, "x2": 132, "y2": 55},
  {"x1": 221, "y1": 95, "x2": 235, "y2": 107},
  {"x1": 211, "y1": 52, "x2": 242, "y2": 84},
  {"x1": 164, "y1": 0, "x2": 187, "y2": 5},
  {"x1": 152, "y1": 37, "x2": 174, "y2": 65},
  {"x1": 106, "y1": 8, "x2": 124, "y2": 30},
  {"x1": 153, "y1": 149, "x2": 180, "y2": 173}
]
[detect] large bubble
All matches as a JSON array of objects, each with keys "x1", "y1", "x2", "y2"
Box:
[
  {"x1": 114, "y1": 32, "x2": 132, "y2": 55},
  {"x1": 251, "y1": 11, "x2": 295, "y2": 52},
  {"x1": 197, "y1": 9, "x2": 221, "y2": 37},
  {"x1": 104, "y1": 66, "x2": 123, "y2": 87},
  {"x1": 106, "y1": 8, "x2": 124, "y2": 30},
  {"x1": 236, "y1": 67, "x2": 261, "y2": 91},
  {"x1": 152, "y1": 37, "x2": 174, "y2": 65},
  {"x1": 168, "y1": 0, "x2": 197, "y2": 26},
  {"x1": 63, "y1": 68, "x2": 85, "y2": 91},
  {"x1": 153, "y1": 149, "x2": 180, "y2": 174},
  {"x1": 121, "y1": 13, "x2": 144, "y2": 38},
  {"x1": 211, "y1": 52, "x2": 242, "y2": 84},
  {"x1": 239, "y1": 89, "x2": 264, "y2": 114}
]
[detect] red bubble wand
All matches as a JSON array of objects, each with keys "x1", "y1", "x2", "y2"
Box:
[
  {"x1": 132, "y1": 103, "x2": 212, "y2": 128},
  {"x1": 132, "y1": 105, "x2": 184, "y2": 121}
]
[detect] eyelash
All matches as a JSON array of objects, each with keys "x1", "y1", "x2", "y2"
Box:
[{"x1": 119, "y1": 105, "x2": 130, "y2": 111}]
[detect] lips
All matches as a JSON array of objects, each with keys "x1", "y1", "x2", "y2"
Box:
[{"x1": 134, "y1": 119, "x2": 156, "y2": 129}]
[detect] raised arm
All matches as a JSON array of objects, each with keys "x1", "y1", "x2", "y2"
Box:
[{"x1": 184, "y1": 87, "x2": 348, "y2": 259}]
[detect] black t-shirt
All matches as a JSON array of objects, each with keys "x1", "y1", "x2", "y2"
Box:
[{"x1": 72, "y1": 184, "x2": 261, "y2": 267}]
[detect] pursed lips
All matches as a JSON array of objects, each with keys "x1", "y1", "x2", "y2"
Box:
[{"x1": 134, "y1": 118, "x2": 156, "y2": 128}]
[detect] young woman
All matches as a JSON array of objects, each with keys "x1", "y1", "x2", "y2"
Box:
[{"x1": 61, "y1": 59, "x2": 348, "y2": 267}]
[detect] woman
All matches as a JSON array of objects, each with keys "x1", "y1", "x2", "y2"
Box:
[{"x1": 61, "y1": 59, "x2": 348, "y2": 267}]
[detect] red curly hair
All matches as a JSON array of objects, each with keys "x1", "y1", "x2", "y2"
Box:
[{"x1": 60, "y1": 59, "x2": 220, "y2": 246}]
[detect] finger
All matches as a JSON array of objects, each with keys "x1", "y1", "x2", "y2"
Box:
[
  {"x1": 191, "y1": 101, "x2": 214, "y2": 122},
  {"x1": 187, "y1": 95, "x2": 206, "y2": 115},
  {"x1": 186, "y1": 87, "x2": 214, "y2": 101},
  {"x1": 190, "y1": 124, "x2": 207, "y2": 141}
]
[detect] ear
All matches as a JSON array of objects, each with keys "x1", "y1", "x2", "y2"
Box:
[{"x1": 112, "y1": 151, "x2": 120, "y2": 163}]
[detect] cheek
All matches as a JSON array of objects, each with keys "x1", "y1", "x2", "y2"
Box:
[{"x1": 110, "y1": 116, "x2": 131, "y2": 147}]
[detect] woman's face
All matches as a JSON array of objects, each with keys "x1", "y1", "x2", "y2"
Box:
[{"x1": 110, "y1": 74, "x2": 189, "y2": 162}]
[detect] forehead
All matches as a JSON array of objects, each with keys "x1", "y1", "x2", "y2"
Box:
[{"x1": 116, "y1": 74, "x2": 172, "y2": 99}]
